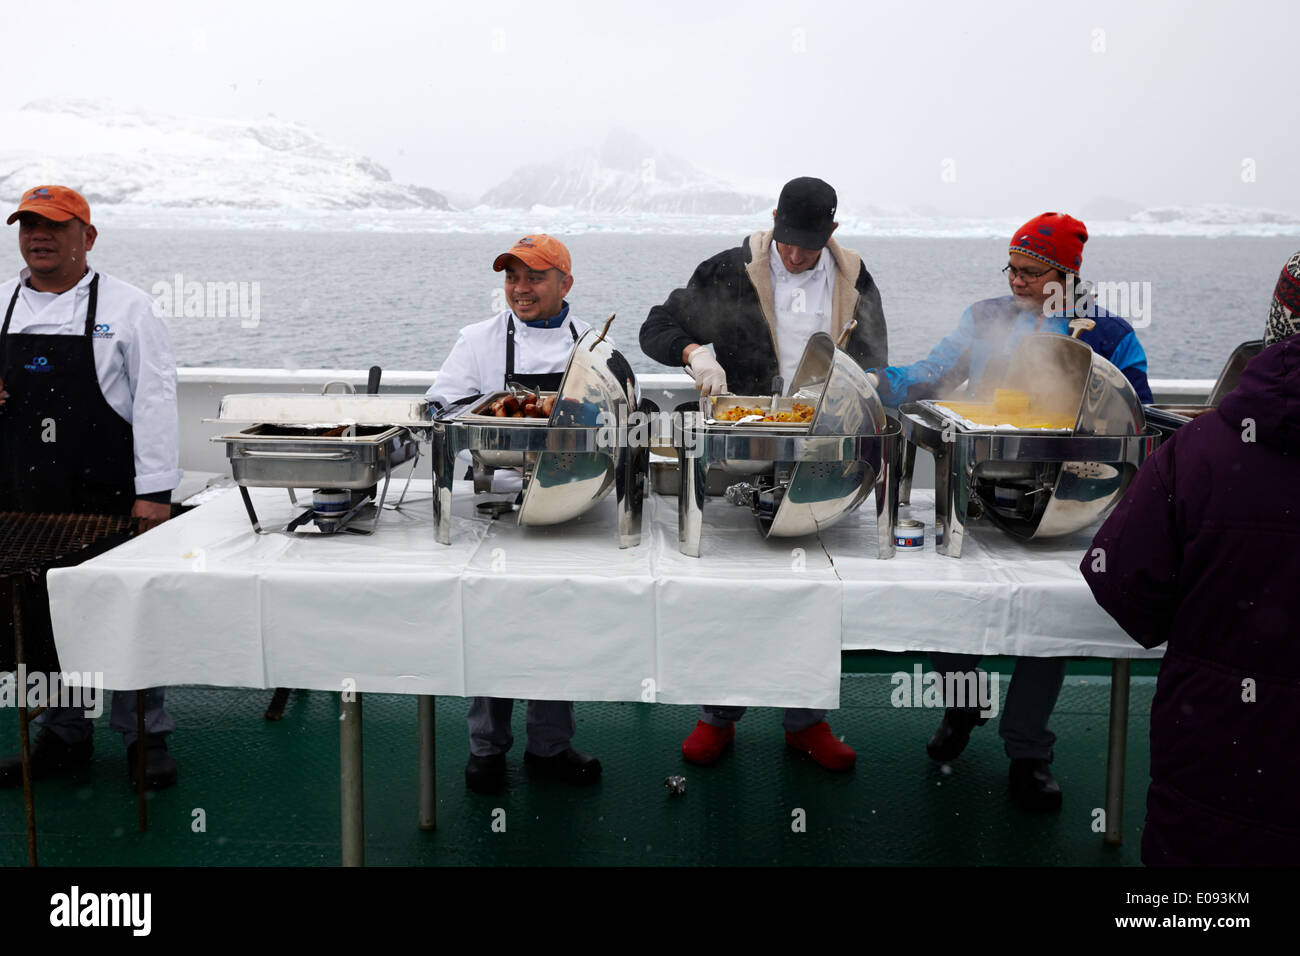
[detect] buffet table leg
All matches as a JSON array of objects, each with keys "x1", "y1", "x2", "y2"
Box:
[
  {"x1": 417, "y1": 694, "x2": 436, "y2": 831},
  {"x1": 340, "y1": 692, "x2": 365, "y2": 866},
  {"x1": 17, "y1": 701, "x2": 37, "y2": 866},
  {"x1": 13, "y1": 586, "x2": 38, "y2": 866},
  {"x1": 136, "y1": 690, "x2": 147, "y2": 832},
  {"x1": 1103, "y1": 659, "x2": 1130, "y2": 846}
]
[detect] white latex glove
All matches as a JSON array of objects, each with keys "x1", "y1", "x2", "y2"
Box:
[{"x1": 687, "y1": 349, "x2": 729, "y2": 397}]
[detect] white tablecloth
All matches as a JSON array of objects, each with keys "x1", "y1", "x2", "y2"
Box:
[{"x1": 46, "y1": 481, "x2": 1157, "y2": 708}]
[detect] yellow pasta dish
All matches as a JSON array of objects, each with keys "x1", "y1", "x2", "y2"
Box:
[{"x1": 935, "y1": 390, "x2": 1075, "y2": 429}]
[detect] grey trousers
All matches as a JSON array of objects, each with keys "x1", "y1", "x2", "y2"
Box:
[
  {"x1": 468, "y1": 696, "x2": 575, "y2": 758},
  {"x1": 929, "y1": 653, "x2": 1067, "y2": 761},
  {"x1": 700, "y1": 705, "x2": 826, "y2": 734},
  {"x1": 36, "y1": 687, "x2": 173, "y2": 747}
]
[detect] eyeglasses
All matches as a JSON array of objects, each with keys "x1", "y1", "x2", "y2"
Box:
[{"x1": 1002, "y1": 264, "x2": 1054, "y2": 281}]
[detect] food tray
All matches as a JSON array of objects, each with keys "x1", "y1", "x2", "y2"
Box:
[
  {"x1": 704, "y1": 396, "x2": 814, "y2": 428},
  {"x1": 455, "y1": 390, "x2": 559, "y2": 424},
  {"x1": 918, "y1": 400, "x2": 1074, "y2": 433},
  {"x1": 219, "y1": 425, "x2": 418, "y2": 489}
]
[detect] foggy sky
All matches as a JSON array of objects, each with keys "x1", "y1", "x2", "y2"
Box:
[{"x1": 2, "y1": 0, "x2": 1295, "y2": 216}]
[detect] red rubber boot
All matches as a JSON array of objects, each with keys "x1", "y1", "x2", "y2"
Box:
[{"x1": 682, "y1": 720, "x2": 735, "y2": 765}]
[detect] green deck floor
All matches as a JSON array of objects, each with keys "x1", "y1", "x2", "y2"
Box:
[{"x1": 0, "y1": 655, "x2": 1156, "y2": 866}]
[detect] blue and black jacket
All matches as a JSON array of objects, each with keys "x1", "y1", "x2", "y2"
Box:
[{"x1": 873, "y1": 294, "x2": 1152, "y2": 406}]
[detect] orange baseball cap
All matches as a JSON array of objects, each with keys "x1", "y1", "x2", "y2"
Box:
[
  {"x1": 7, "y1": 185, "x2": 92, "y2": 226},
  {"x1": 492, "y1": 234, "x2": 571, "y2": 274}
]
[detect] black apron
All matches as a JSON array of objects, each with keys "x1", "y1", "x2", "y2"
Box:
[
  {"x1": 0, "y1": 274, "x2": 136, "y2": 515},
  {"x1": 504, "y1": 315, "x2": 578, "y2": 391},
  {"x1": 468, "y1": 316, "x2": 579, "y2": 484}
]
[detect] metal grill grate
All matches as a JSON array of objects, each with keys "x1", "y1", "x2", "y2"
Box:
[
  {"x1": 0, "y1": 514, "x2": 141, "y2": 865},
  {"x1": 2, "y1": 512, "x2": 138, "y2": 674},
  {"x1": 0, "y1": 513, "x2": 138, "y2": 578}
]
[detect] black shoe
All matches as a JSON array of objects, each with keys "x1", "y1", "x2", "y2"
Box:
[
  {"x1": 465, "y1": 753, "x2": 506, "y2": 794},
  {"x1": 1009, "y1": 758, "x2": 1062, "y2": 811},
  {"x1": 523, "y1": 748, "x2": 602, "y2": 785},
  {"x1": 926, "y1": 708, "x2": 988, "y2": 762},
  {"x1": 0, "y1": 729, "x2": 94, "y2": 787},
  {"x1": 127, "y1": 736, "x2": 178, "y2": 790}
]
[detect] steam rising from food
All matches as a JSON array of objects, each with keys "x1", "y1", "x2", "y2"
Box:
[{"x1": 935, "y1": 333, "x2": 1086, "y2": 429}]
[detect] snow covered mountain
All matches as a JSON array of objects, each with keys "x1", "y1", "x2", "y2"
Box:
[
  {"x1": 0, "y1": 99, "x2": 450, "y2": 211},
  {"x1": 480, "y1": 129, "x2": 771, "y2": 214},
  {"x1": 1129, "y1": 203, "x2": 1300, "y2": 225}
]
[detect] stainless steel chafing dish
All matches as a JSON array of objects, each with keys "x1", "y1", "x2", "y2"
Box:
[
  {"x1": 432, "y1": 322, "x2": 646, "y2": 547},
  {"x1": 1143, "y1": 339, "x2": 1264, "y2": 438},
  {"x1": 210, "y1": 375, "x2": 433, "y2": 535},
  {"x1": 673, "y1": 331, "x2": 901, "y2": 557},
  {"x1": 895, "y1": 333, "x2": 1161, "y2": 557}
]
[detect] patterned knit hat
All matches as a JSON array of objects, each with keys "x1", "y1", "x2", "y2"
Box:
[
  {"x1": 1265, "y1": 251, "x2": 1300, "y2": 345},
  {"x1": 1009, "y1": 212, "x2": 1088, "y2": 275}
]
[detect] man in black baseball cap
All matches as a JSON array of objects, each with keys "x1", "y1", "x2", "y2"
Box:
[
  {"x1": 641, "y1": 175, "x2": 884, "y2": 397},
  {"x1": 638, "y1": 177, "x2": 889, "y2": 772}
]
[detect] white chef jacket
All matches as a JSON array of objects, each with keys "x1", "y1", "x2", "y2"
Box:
[
  {"x1": 0, "y1": 266, "x2": 182, "y2": 495},
  {"x1": 426, "y1": 307, "x2": 595, "y2": 494},
  {"x1": 769, "y1": 246, "x2": 834, "y2": 386},
  {"x1": 425, "y1": 308, "x2": 593, "y2": 408}
]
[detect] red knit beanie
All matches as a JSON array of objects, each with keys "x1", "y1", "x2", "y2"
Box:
[{"x1": 1009, "y1": 213, "x2": 1088, "y2": 275}]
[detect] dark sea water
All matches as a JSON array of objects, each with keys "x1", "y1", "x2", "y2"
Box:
[{"x1": 12, "y1": 231, "x2": 1296, "y2": 379}]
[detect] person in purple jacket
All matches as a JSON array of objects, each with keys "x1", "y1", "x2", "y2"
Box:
[{"x1": 1081, "y1": 251, "x2": 1300, "y2": 866}]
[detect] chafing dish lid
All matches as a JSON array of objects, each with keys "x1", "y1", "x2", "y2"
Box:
[
  {"x1": 1207, "y1": 339, "x2": 1265, "y2": 408},
  {"x1": 550, "y1": 324, "x2": 637, "y2": 419},
  {"x1": 1000, "y1": 333, "x2": 1143, "y2": 436},
  {"x1": 788, "y1": 331, "x2": 887, "y2": 436},
  {"x1": 208, "y1": 393, "x2": 434, "y2": 427}
]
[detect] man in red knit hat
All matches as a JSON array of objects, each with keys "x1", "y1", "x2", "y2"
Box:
[
  {"x1": 867, "y1": 212, "x2": 1152, "y2": 810},
  {"x1": 870, "y1": 213, "x2": 1150, "y2": 405}
]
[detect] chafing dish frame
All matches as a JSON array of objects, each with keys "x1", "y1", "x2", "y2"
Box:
[
  {"x1": 213, "y1": 424, "x2": 426, "y2": 536},
  {"x1": 210, "y1": 381, "x2": 435, "y2": 536},
  {"x1": 431, "y1": 420, "x2": 644, "y2": 548},
  {"x1": 895, "y1": 407, "x2": 1159, "y2": 557},
  {"x1": 672, "y1": 331, "x2": 899, "y2": 557},
  {"x1": 894, "y1": 332, "x2": 1162, "y2": 557},
  {"x1": 1145, "y1": 338, "x2": 1265, "y2": 431},
  {"x1": 431, "y1": 325, "x2": 645, "y2": 548},
  {"x1": 671, "y1": 414, "x2": 903, "y2": 558}
]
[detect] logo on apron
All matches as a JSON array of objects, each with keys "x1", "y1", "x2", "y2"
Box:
[{"x1": 23, "y1": 355, "x2": 51, "y2": 373}]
